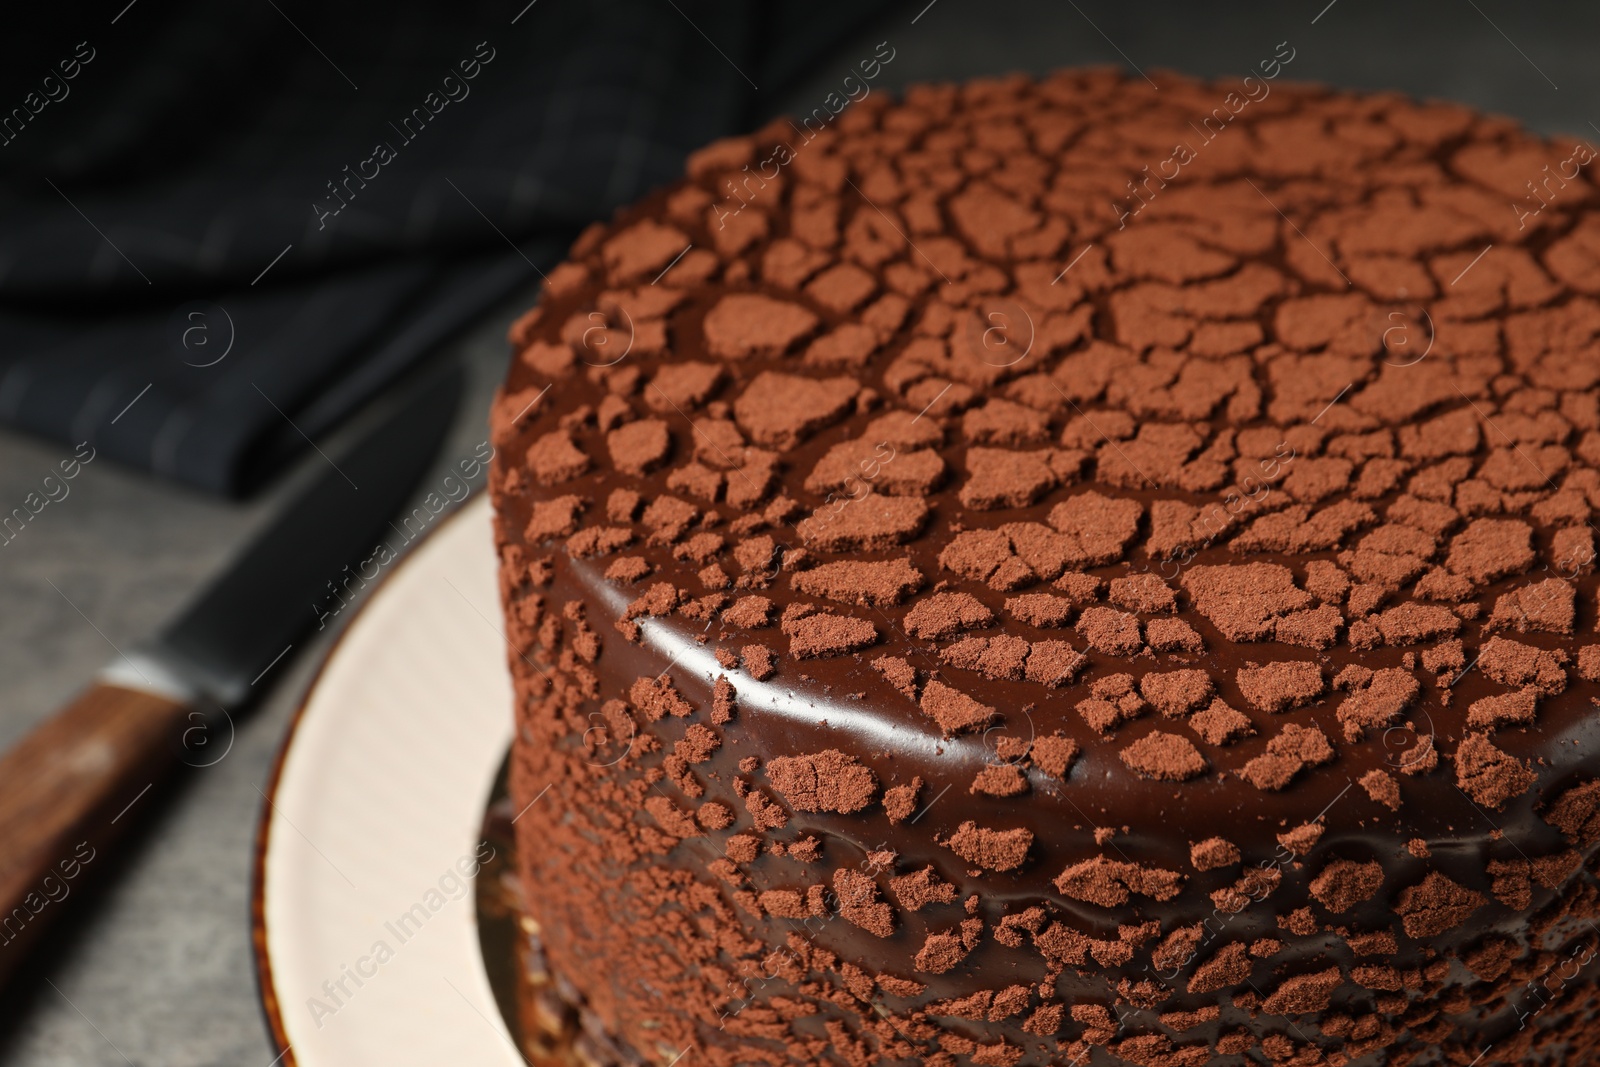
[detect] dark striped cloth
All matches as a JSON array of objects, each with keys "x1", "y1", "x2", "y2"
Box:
[{"x1": 0, "y1": 0, "x2": 889, "y2": 495}]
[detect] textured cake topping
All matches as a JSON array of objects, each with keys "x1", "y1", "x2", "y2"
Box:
[{"x1": 493, "y1": 67, "x2": 1600, "y2": 1067}]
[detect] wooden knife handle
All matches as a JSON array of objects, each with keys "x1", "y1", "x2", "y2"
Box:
[{"x1": 0, "y1": 683, "x2": 192, "y2": 986}]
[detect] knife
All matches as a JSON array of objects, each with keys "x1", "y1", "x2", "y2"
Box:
[{"x1": 0, "y1": 361, "x2": 464, "y2": 986}]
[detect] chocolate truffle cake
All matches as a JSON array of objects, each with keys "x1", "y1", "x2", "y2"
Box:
[{"x1": 489, "y1": 68, "x2": 1600, "y2": 1067}]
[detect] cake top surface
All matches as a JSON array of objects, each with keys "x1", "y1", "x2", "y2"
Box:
[{"x1": 491, "y1": 64, "x2": 1600, "y2": 996}]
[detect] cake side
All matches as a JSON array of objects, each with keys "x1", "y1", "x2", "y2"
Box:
[{"x1": 490, "y1": 68, "x2": 1600, "y2": 1067}]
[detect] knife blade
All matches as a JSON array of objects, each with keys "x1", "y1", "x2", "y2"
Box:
[
  {"x1": 132, "y1": 361, "x2": 464, "y2": 707},
  {"x1": 0, "y1": 360, "x2": 464, "y2": 985}
]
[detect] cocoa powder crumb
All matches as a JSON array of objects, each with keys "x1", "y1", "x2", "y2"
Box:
[
  {"x1": 1028, "y1": 734, "x2": 1080, "y2": 778},
  {"x1": 1359, "y1": 768, "x2": 1402, "y2": 810},
  {"x1": 675, "y1": 724, "x2": 720, "y2": 763},
  {"x1": 1346, "y1": 930, "x2": 1397, "y2": 957},
  {"x1": 711, "y1": 676, "x2": 736, "y2": 724},
  {"x1": 1261, "y1": 967, "x2": 1341, "y2": 1015},
  {"x1": 883, "y1": 776, "x2": 923, "y2": 824},
  {"x1": 1486, "y1": 578, "x2": 1577, "y2": 634},
  {"x1": 890, "y1": 866, "x2": 958, "y2": 911},
  {"x1": 1544, "y1": 780, "x2": 1600, "y2": 846},
  {"x1": 696, "y1": 801, "x2": 735, "y2": 830},
  {"x1": 525, "y1": 495, "x2": 586, "y2": 541},
  {"x1": 832, "y1": 867, "x2": 895, "y2": 937},
  {"x1": 1372, "y1": 601, "x2": 1461, "y2": 645},
  {"x1": 629, "y1": 675, "x2": 693, "y2": 720},
  {"x1": 994, "y1": 735, "x2": 1030, "y2": 762},
  {"x1": 1237, "y1": 724, "x2": 1335, "y2": 791},
  {"x1": 1465, "y1": 688, "x2": 1539, "y2": 731},
  {"x1": 1182, "y1": 563, "x2": 1312, "y2": 641},
  {"x1": 1004, "y1": 592, "x2": 1075, "y2": 628},
  {"x1": 1276, "y1": 907, "x2": 1318, "y2": 936},
  {"x1": 1024, "y1": 639, "x2": 1088, "y2": 688},
  {"x1": 1396, "y1": 871, "x2": 1486, "y2": 938},
  {"x1": 795, "y1": 492, "x2": 931, "y2": 551},
  {"x1": 525, "y1": 430, "x2": 591, "y2": 485},
  {"x1": 1335, "y1": 667, "x2": 1421, "y2": 742},
  {"x1": 944, "y1": 821, "x2": 1034, "y2": 871},
  {"x1": 1463, "y1": 938, "x2": 1518, "y2": 982},
  {"x1": 1309, "y1": 859, "x2": 1385, "y2": 912},
  {"x1": 791, "y1": 558, "x2": 925, "y2": 607},
  {"x1": 757, "y1": 889, "x2": 809, "y2": 919},
  {"x1": 940, "y1": 634, "x2": 1029, "y2": 681},
  {"x1": 1053, "y1": 857, "x2": 1184, "y2": 906},
  {"x1": 876, "y1": 974, "x2": 926, "y2": 999},
  {"x1": 1145, "y1": 617, "x2": 1205, "y2": 653},
  {"x1": 1138, "y1": 670, "x2": 1214, "y2": 717},
  {"x1": 1076, "y1": 694, "x2": 1141, "y2": 736},
  {"x1": 1052, "y1": 572, "x2": 1103, "y2": 603},
  {"x1": 1188, "y1": 699, "x2": 1256, "y2": 746},
  {"x1": 919, "y1": 680, "x2": 999, "y2": 735},
  {"x1": 1303, "y1": 559, "x2": 1351, "y2": 605},
  {"x1": 1421, "y1": 638, "x2": 1466, "y2": 676},
  {"x1": 607, "y1": 418, "x2": 672, "y2": 476},
  {"x1": 1235, "y1": 662, "x2": 1325, "y2": 713},
  {"x1": 1478, "y1": 636, "x2": 1569, "y2": 695},
  {"x1": 1445, "y1": 518, "x2": 1535, "y2": 584},
  {"x1": 1395, "y1": 732, "x2": 1439, "y2": 777},
  {"x1": 904, "y1": 591, "x2": 996, "y2": 639},
  {"x1": 1454, "y1": 733, "x2": 1537, "y2": 810},
  {"x1": 605, "y1": 556, "x2": 652, "y2": 584},
  {"x1": 1276, "y1": 822, "x2": 1324, "y2": 855},
  {"x1": 741, "y1": 787, "x2": 788, "y2": 830},
  {"x1": 782, "y1": 611, "x2": 879, "y2": 658},
  {"x1": 1577, "y1": 645, "x2": 1600, "y2": 682},
  {"x1": 1119, "y1": 731, "x2": 1207, "y2": 781},
  {"x1": 697, "y1": 563, "x2": 730, "y2": 589},
  {"x1": 1188, "y1": 943, "x2": 1252, "y2": 994},
  {"x1": 971, "y1": 764, "x2": 1029, "y2": 797},
  {"x1": 765, "y1": 750, "x2": 877, "y2": 813},
  {"x1": 960, "y1": 447, "x2": 1064, "y2": 510},
  {"x1": 705, "y1": 295, "x2": 818, "y2": 362},
  {"x1": 1076, "y1": 606, "x2": 1143, "y2": 655},
  {"x1": 1190, "y1": 837, "x2": 1241, "y2": 872},
  {"x1": 864, "y1": 409, "x2": 943, "y2": 451},
  {"x1": 722, "y1": 595, "x2": 773, "y2": 629},
  {"x1": 914, "y1": 931, "x2": 971, "y2": 974},
  {"x1": 871, "y1": 655, "x2": 918, "y2": 699},
  {"x1": 1108, "y1": 574, "x2": 1178, "y2": 613},
  {"x1": 741, "y1": 643, "x2": 777, "y2": 680}
]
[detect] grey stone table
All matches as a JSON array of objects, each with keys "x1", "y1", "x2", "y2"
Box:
[{"x1": 1, "y1": 1, "x2": 1594, "y2": 1063}]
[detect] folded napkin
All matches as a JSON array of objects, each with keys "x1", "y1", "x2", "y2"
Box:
[{"x1": 0, "y1": 0, "x2": 888, "y2": 494}]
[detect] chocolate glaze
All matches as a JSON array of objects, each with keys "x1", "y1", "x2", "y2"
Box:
[{"x1": 493, "y1": 69, "x2": 1600, "y2": 1066}]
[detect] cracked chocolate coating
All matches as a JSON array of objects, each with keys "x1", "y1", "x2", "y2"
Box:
[{"x1": 491, "y1": 68, "x2": 1600, "y2": 1067}]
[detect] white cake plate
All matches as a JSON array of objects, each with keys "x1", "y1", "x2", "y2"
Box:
[{"x1": 253, "y1": 495, "x2": 524, "y2": 1067}]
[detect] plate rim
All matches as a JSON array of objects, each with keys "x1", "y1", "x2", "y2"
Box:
[{"x1": 249, "y1": 490, "x2": 498, "y2": 1067}]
